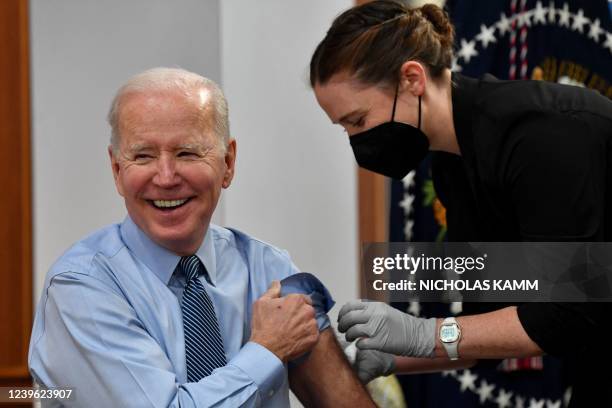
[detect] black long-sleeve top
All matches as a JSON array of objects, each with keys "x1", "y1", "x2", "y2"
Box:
[{"x1": 432, "y1": 73, "x2": 612, "y2": 407}]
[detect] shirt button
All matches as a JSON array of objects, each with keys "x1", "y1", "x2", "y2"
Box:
[{"x1": 268, "y1": 389, "x2": 275, "y2": 398}]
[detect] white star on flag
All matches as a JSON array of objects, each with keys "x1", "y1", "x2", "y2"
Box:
[
  {"x1": 475, "y1": 380, "x2": 495, "y2": 403},
  {"x1": 588, "y1": 19, "x2": 603, "y2": 41},
  {"x1": 545, "y1": 399, "x2": 561, "y2": 408},
  {"x1": 403, "y1": 219, "x2": 414, "y2": 241},
  {"x1": 398, "y1": 193, "x2": 414, "y2": 214},
  {"x1": 476, "y1": 24, "x2": 497, "y2": 48},
  {"x1": 517, "y1": 11, "x2": 532, "y2": 28},
  {"x1": 441, "y1": 369, "x2": 457, "y2": 377},
  {"x1": 401, "y1": 170, "x2": 415, "y2": 188},
  {"x1": 450, "y1": 301, "x2": 462, "y2": 315},
  {"x1": 406, "y1": 301, "x2": 421, "y2": 317},
  {"x1": 496, "y1": 389, "x2": 513, "y2": 408},
  {"x1": 547, "y1": 1, "x2": 556, "y2": 24},
  {"x1": 558, "y1": 3, "x2": 570, "y2": 27},
  {"x1": 528, "y1": 398, "x2": 545, "y2": 408},
  {"x1": 497, "y1": 12, "x2": 512, "y2": 36},
  {"x1": 532, "y1": 1, "x2": 547, "y2": 25},
  {"x1": 563, "y1": 388, "x2": 572, "y2": 406},
  {"x1": 515, "y1": 396, "x2": 526, "y2": 408},
  {"x1": 571, "y1": 9, "x2": 589, "y2": 33},
  {"x1": 458, "y1": 39, "x2": 478, "y2": 64},
  {"x1": 458, "y1": 369, "x2": 477, "y2": 392},
  {"x1": 604, "y1": 32, "x2": 612, "y2": 54},
  {"x1": 451, "y1": 56, "x2": 462, "y2": 72}
]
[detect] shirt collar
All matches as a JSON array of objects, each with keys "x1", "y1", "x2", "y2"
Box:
[{"x1": 120, "y1": 216, "x2": 217, "y2": 285}]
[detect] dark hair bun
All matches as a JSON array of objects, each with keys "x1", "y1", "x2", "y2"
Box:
[
  {"x1": 310, "y1": 0, "x2": 456, "y2": 86},
  {"x1": 419, "y1": 4, "x2": 454, "y2": 47}
]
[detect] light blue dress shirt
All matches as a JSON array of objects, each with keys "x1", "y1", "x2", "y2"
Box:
[{"x1": 29, "y1": 216, "x2": 329, "y2": 407}]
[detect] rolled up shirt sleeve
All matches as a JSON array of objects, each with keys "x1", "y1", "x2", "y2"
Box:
[
  {"x1": 516, "y1": 302, "x2": 611, "y2": 357},
  {"x1": 280, "y1": 272, "x2": 335, "y2": 332},
  {"x1": 29, "y1": 271, "x2": 285, "y2": 408}
]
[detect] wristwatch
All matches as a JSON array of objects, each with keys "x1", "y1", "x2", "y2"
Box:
[{"x1": 439, "y1": 317, "x2": 462, "y2": 360}]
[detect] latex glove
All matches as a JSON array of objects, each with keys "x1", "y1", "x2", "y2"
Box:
[
  {"x1": 354, "y1": 348, "x2": 396, "y2": 384},
  {"x1": 338, "y1": 300, "x2": 436, "y2": 358},
  {"x1": 334, "y1": 329, "x2": 396, "y2": 384}
]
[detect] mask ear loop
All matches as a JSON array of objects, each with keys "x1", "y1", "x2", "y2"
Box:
[
  {"x1": 417, "y1": 95, "x2": 422, "y2": 130},
  {"x1": 391, "y1": 82, "x2": 399, "y2": 122},
  {"x1": 391, "y1": 84, "x2": 422, "y2": 130}
]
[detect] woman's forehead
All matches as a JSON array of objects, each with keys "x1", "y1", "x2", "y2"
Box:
[{"x1": 314, "y1": 74, "x2": 386, "y2": 122}]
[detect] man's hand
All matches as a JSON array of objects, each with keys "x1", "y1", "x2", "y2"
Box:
[
  {"x1": 353, "y1": 348, "x2": 396, "y2": 384},
  {"x1": 338, "y1": 300, "x2": 437, "y2": 358},
  {"x1": 250, "y1": 281, "x2": 319, "y2": 362}
]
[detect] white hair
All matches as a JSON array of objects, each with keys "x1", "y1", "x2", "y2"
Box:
[{"x1": 108, "y1": 67, "x2": 229, "y2": 152}]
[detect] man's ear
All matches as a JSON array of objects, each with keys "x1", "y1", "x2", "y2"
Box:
[
  {"x1": 399, "y1": 60, "x2": 427, "y2": 97},
  {"x1": 108, "y1": 145, "x2": 125, "y2": 197},
  {"x1": 222, "y1": 138, "x2": 237, "y2": 189}
]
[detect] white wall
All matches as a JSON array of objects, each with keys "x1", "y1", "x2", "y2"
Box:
[
  {"x1": 31, "y1": 0, "x2": 221, "y2": 297},
  {"x1": 219, "y1": 3, "x2": 356, "y2": 406},
  {"x1": 220, "y1": 0, "x2": 358, "y2": 321}
]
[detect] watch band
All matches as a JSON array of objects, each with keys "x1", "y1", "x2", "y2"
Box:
[{"x1": 440, "y1": 317, "x2": 461, "y2": 360}]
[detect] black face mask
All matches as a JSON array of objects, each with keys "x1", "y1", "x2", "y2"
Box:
[{"x1": 349, "y1": 85, "x2": 429, "y2": 180}]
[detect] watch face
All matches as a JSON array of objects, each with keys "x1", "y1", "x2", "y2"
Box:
[{"x1": 440, "y1": 324, "x2": 459, "y2": 343}]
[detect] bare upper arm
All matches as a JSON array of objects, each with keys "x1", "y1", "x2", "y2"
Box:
[{"x1": 288, "y1": 328, "x2": 375, "y2": 408}]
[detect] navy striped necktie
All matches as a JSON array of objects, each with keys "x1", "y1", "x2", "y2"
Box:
[{"x1": 178, "y1": 255, "x2": 227, "y2": 381}]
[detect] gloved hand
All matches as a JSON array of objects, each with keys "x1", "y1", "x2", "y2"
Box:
[
  {"x1": 338, "y1": 300, "x2": 437, "y2": 358},
  {"x1": 354, "y1": 348, "x2": 396, "y2": 384}
]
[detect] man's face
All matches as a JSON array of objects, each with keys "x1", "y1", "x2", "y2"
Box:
[{"x1": 110, "y1": 89, "x2": 235, "y2": 255}]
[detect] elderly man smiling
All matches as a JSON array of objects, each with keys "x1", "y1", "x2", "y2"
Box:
[{"x1": 29, "y1": 68, "x2": 373, "y2": 407}]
